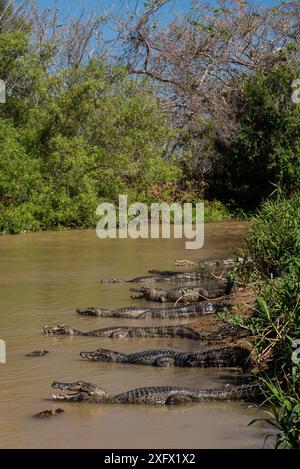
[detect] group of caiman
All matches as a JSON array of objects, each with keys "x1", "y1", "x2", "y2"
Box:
[{"x1": 38, "y1": 257, "x2": 260, "y2": 408}]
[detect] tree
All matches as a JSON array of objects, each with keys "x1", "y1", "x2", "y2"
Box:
[
  {"x1": 221, "y1": 62, "x2": 300, "y2": 208},
  {"x1": 112, "y1": 0, "x2": 300, "y2": 144}
]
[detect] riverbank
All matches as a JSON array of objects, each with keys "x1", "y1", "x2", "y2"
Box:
[
  {"x1": 189, "y1": 193, "x2": 300, "y2": 449},
  {"x1": 187, "y1": 285, "x2": 256, "y2": 350}
]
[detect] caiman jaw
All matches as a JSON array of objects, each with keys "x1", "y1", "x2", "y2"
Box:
[
  {"x1": 44, "y1": 325, "x2": 67, "y2": 335},
  {"x1": 80, "y1": 352, "x2": 97, "y2": 360},
  {"x1": 51, "y1": 381, "x2": 104, "y2": 402},
  {"x1": 52, "y1": 381, "x2": 84, "y2": 401},
  {"x1": 52, "y1": 392, "x2": 83, "y2": 401},
  {"x1": 80, "y1": 350, "x2": 116, "y2": 362}
]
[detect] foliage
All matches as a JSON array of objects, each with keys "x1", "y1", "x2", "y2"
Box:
[
  {"x1": 244, "y1": 193, "x2": 300, "y2": 277},
  {"x1": 250, "y1": 375, "x2": 300, "y2": 449},
  {"x1": 237, "y1": 195, "x2": 300, "y2": 449},
  {"x1": 226, "y1": 64, "x2": 300, "y2": 207},
  {"x1": 1, "y1": 2, "x2": 300, "y2": 232},
  {"x1": 245, "y1": 262, "x2": 300, "y2": 365},
  {"x1": 0, "y1": 21, "x2": 186, "y2": 233},
  {"x1": 0, "y1": 118, "x2": 43, "y2": 233}
]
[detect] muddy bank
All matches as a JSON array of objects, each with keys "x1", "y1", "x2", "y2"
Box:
[{"x1": 187, "y1": 286, "x2": 256, "y2": 351}]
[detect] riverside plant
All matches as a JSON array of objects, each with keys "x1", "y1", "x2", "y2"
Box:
[
  {"x1": 224, "y1": 194, "x2": 300, "y2": 448},
  {"x1": 236, "y1": 260, "x2": 300, "y2": 449},
  {"x1": 251, "y1": 264, "x2": 300, "y2": 449},
  {"x1": 245, "y1": 192, "x2": 300, "y2": 278},
  {"x1": 250, "y1": 372, "x2": 300, "y2": 449}
]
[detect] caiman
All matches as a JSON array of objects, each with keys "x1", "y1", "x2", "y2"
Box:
[
  {"x1": 130, "y1": 280, "x2": 234, "y2": 302},
  {"x1": 80, "y1": 346, "x2": 251, "y2": 370},
  {"x1": 100, "y1": 271, "x2": 214, "y2": 284},
  {"x1": 175, "y1": 257, "x2": 249, "y2": 268},
  {"x1": 76, "y1": 302, "x2": 230, "y2": 319},
  {"x1": 43, "y1": 323, "x2": 243, "y2": 342},
  {"x1": 51, "y1": 381, "x2": 260, "y2": 404},
  {"x1": 34, "y1": 409, "x2": 64, "y2": 418},
  {"x1": 26, "y1": 350, "x2": 49, "y2": 357},
  {"x1": 43, "y1": 325, "x2": 203, "y2": 340}
]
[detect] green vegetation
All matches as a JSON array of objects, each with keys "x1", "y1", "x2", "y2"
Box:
[
  {"x1": 258, "y1": 376, "x2": 300, "y2": 449},
  {"x1": 233, "y1": 194, "x2": 300, "y2": 448},
  {"x1": 223, "y1": 64, "x2": 300, "y2": 208},
  {"x1": 0, "y1": 1, "x2": 299, "y2": 233},
  {"x1": 0, "y1": 34, "x2": 184, "y2": 232},
  {"x1": 245, "y1": 193, "x2": 300, "y2": 277}
]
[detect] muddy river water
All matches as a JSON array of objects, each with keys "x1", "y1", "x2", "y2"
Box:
[{"x1": 0, "y1": 222, "x2": 272, "y2": 448}]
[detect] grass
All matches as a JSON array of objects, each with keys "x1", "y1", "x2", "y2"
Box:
[
  {"x1": 228, "y1": 193, "x2": 300, "y2": 448},
  {"x1": 250, "y1": 375, "x2": 300, "y2": 449},
  {"x1": 245, "y1": 193, "x2": 300, "y2": 277}
]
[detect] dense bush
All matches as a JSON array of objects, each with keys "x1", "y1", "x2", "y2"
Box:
[
  {"x1": 0, "y1": 22, "x2": 185, "y2": 232},
  {"x1": 1, "y1": 2, "x2": 299, "y2": 232},
  {"x1": 246, "y1": 256, "x2": 300, "y2": 449},
  {"x1": 215, "y1": 63, "x2": 300, "y2": 208},
  {"x1": 245, "y1": 193, "x2": 300, "y2": 277},
  {"x1": 0, "y1": 18, "x2": 232, "y2": 233},
  {"x1": 240, "y1": 196, "x2": 300, "y2": 449}
]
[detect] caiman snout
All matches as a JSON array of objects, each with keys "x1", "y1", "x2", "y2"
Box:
[
  {"x1": 44, "y1": 325, "x2": 68, "y2": 335},
  {"x1": 52, "y1": 380, "x2": 89, "y2": 391},
  {"x1": 43, "y1": 325, "x2": 80, "y2": 335},
  {"x1": 51, "y1": 381, "x2": 109, "y2": 402},
  {"x1": 80, "y1": 349, "x2": 122, "y2": 362}
]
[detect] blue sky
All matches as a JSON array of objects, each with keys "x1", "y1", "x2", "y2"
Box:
[
  {"x1": 37, "y1": 0, "x2": 279, "y2": 16},
  {"x1": 36, "y1": 1, "x2": 200, "y2": 40},
  {"x1": 36, "y1": 0, "x2": 280, "y2": 42},
  {"x1": 37, "y1": 0, "x2": 192, "y2": 14}
]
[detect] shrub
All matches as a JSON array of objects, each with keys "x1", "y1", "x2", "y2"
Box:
[
  {"x1": 245, "y1": 193, "x2": 300, "y2": 277},
  {"x1": 226, "y1": 63, "x2": 300, "y2": 207}
]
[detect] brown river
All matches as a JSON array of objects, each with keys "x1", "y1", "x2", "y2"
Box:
[{"x1": 0, "y1": 222, "x2": 272, "y2": 448}]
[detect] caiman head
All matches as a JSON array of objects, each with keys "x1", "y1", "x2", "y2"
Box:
[
  {"x1": 80, "y1": 348, "x2": 126, "y2": 362},
  {"x1": 43, "y1": 325, "x2": 79, "y2": 335},
  {"x1": 129, "y1": 287, "x2": 165, "y2": 300},
  {"x1": 100, "y1": 278, "x2": 124, "y2": 284},
  {"x1": 76, "y1": 307, "x2": 110, "y2": 316},
  {"x1": 52, "y1": 381, "x2": 110, "y2": 402}
]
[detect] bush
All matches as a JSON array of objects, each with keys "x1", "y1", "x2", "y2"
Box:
[
  {"x1": 224, "y1": 63, "x2": 300, "y2": 208},
  {"x1": 245, "y1": 262, "x2": 300, "y2": 362},
  {"x1": 251, "y1": 376, "x2": 300, "y2": 449},
  {"x1": 242, "y1": 197, "x2": 300, "y2": 449},
  {"x1": 245, "y1": 193, "x2": 300, "y2": 277},
  {"x1": 0, "y1": 118, "x2": 43, "y2": 232}
]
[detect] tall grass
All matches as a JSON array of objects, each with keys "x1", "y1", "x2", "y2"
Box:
[
  {"x1": 240, "y1": 193, "x2": 300, "y2": 448},
  {"x1": 245, "y1": 263, "x2": 300, "y2": 367},
  {"x1": 245, "y1": 193, "x2": 300, "y2": 277},
  {"x1": 250, "y1": 375, "x2": 300, "y2": 449}
]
